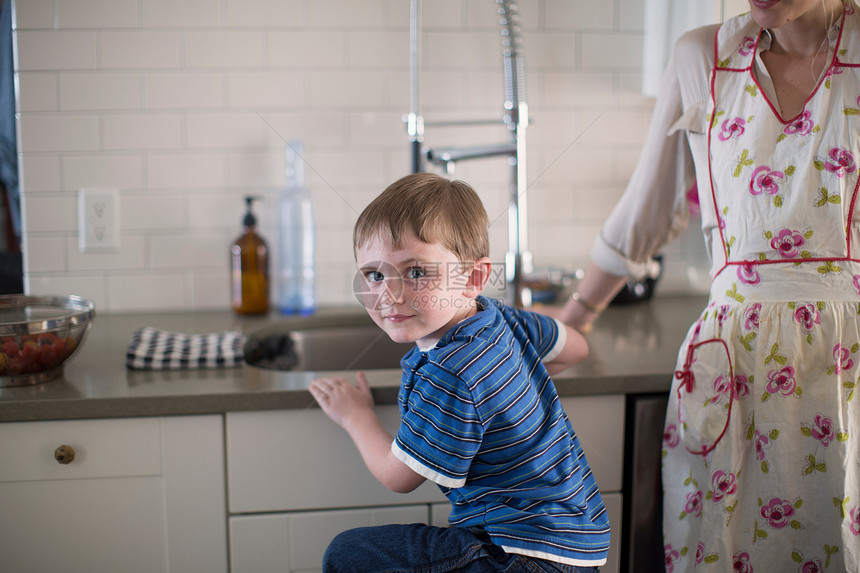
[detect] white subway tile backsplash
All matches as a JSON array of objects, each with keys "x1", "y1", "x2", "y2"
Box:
[
  {"x1": 310, "y1": 71, "x2": 386, "y2": 108},
  {"x1": 304, "y1": 150, "x2": 386, "y2": 187},
  {"x1": 147, "y1": 153, "x2": 228, "y2": 189},
  {"x1": 532, "y1": 144, "x2": 614, "y2": 186},
  {"x1": 522, "y1": 33, "x2": 577, "y2": 70},
  {"x1": 57, "y1": 0, "x2": 137, "y2": 29},
  {"x1": 26, "y1": 275, "x2": 108, "y2": 311},
  {"x1": 348, "y1": 112, "x2": 409, "y2": 150},
  {"x1": 107, "y1": 272, "x2": 187, "y2": 311},
  {"x1": 268, "y1": 31, "x2": 346, "y2": 68},
  {"x1": 19, "y1": 155, "x2": 61, "y2": 193},
  {"x1": 577, "y1": 110, "x2": 651, "y2": 146},
  {"x1": 618, "y1": 0, "x2": 647, "y2": 31},
  {"x1": 544, "y1": 0, "x2": 615, "y2": 31},
  {"x1": 425, "y1": 31, "x2": 504, "y2": 69},
  {"x1": 528, "y1": 183, "x2": 577, "y2": 224},
  {"x1": 541, "y1": 71, "x2": 615, "y2": 107},
  {"x1": 228, "y1": 150, "x2": 283, "y2": 187},
  {"x1": 63, "y1": 155, "x2": 144, "y2": 191},
  {"x1": 23, "y1": 195, "x2": 77, "y2": 233},
  {"x1": 140, "y1": 0, "x2": 220, "y2": 28},
  {"x1": 420, "y1": 0, "x2": 464, "y2": 28},
  {"x1": 348, "y1": 31, "x2": 410, "y2": 69},
  {"x1": 224, "y1": 0, "x2": 303, "y2": 27},
  {"x1": 185, "y1": 31, "x2": 264, "y2": 69},
  {"x1": 14, "y1": 0, "x2": 54, "y2": 30},
  {"x1": 227, "y1": 71, "x2": 305, "y2": 108},
  {"x1": 464, "y1": 71, "x2": 507, "y2": 108},
  {"x1": 100, "y1": 31, "x2": 181, "y2": 70},
  {"x1": 527, "y1": 110, "x2": 576, "y2": 145},
  {"x1": 18, "y1": 73, "x2": 58, "y2": 112},
  {"x1": 59, "y1": 73, "x2": 142, "y2": 111},
  {"x1": 149, "y1": 233, "x2": 226, "y2": 269},
  {"x1": 264, "y1": 112, "x2": 348, "y2": 147},
  {"x1": 16, "y1": 31, "x2": 97, "y2": 71},
  {"x1": 66, "y1": 235, "x2": 147, "y2": 272},
  {"x1": 308, "y1": 0, "x2": 385, "y2": 28},
  {"x1": 145, "y1": 72, "x2": 224, "y2": 109},
  {"x1": 19, "y1": 114, "x2": 100, "y2": 153},
  {"x1": 21, "y1": 236, "x2": 67, "y2": 272},
  {"x1": 580, "y1": 32, "x2": 646, "y2": 70},
  {"x1": 16, "y1": 0, "x2": 702, "y2": 311},
  {"x1": 103, "y1": 114, "x2": 183, "y2": 151},
  {"x1": 189, "y1": 268, "x2": 230, "y2": 310},
  {"x1": 187, "y1": 112, "x2": 269, "y2": 149},
  {"x1": 188, "y1": 192, "x2": 250, "y2": 230},
  {"x1": 418, "y1": 71, "x2": 467, "y2": 109},
  {"x1": 570, "y1": 183, "x2": 626, "y2": 222},
  {"x1": 121, "y1": 193, "x2": 186, "y2": 231}
]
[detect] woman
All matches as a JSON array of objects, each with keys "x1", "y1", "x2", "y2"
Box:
[{"x1": 551, "y1": 0, "x2": 860, "y2": 570}]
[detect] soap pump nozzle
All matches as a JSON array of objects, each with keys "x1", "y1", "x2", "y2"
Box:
[{"x1": 243, "y1": 195, "x2": 261, "y2": 228}]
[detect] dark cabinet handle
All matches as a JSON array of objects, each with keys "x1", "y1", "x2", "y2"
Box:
[{"x1": 54, "y1": 445, "x2": 75, "y2": 464}]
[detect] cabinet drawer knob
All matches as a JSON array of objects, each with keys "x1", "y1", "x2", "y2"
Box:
[{"x1": 54, "y1": 445, "x2": 76, "y2": 464}]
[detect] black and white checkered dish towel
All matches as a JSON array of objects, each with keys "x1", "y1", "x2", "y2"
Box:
[{"x1": 126, "y1": 327, "x2": 247, "y2": 370}]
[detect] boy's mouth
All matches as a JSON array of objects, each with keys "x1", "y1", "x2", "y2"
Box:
[{"x1": 384, "y1": 313, "x2": 414, "y2": 322}]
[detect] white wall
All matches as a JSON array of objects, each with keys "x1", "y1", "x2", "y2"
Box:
[{"x1": 15, "y1": 0, "x2": 719, "y2": 313}]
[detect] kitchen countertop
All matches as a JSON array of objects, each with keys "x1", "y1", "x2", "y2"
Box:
[{"x1": 0, "y1": 295, "x2": 708, "y2": 423}]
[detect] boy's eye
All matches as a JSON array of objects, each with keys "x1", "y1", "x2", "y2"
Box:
[
  {"x1": 406, "y1": 267, "x2": 425, "y2": 280},
  {"x1": 366, "y1": 271, "x2": 385, "y2": 283}
]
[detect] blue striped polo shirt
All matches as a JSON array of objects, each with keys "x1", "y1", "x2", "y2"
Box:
[{"x1": 391, "y1": 296, "x2": 610, "y2": 567}]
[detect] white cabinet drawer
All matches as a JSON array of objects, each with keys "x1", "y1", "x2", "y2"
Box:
[
  {"x1": 0, "y1": 417, "x2": 161, "y2": 482},
  {"x1": 0, "y1": 415, "x2": 227, "y2": 573},
  {"x1": 226, "y1": 407, "x2": 446, "y2": 513},
  {"x1": 230, "y1": 505, "x2": 429, "y2": 573},
  {"x1": 560, "y1": 395, "x2": 625, "y2": 493}
]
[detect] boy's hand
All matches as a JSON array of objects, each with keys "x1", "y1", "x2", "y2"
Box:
[{"x1": 309, "y1": 371, "x2": 375, "y2": 429}]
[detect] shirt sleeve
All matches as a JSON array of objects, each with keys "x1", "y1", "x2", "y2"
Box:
[
  {"x1": 392, "y1": 362, "x2": 483, "y2": 489},
  {"x1": 502, "y1": 305, "x2": 561, "y2": 360},
  {"x1": 591, "y1": 29, "x2": 710, "y2": 280}
]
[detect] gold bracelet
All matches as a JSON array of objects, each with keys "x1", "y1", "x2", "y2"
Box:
[
  {"x1": 573, "y1": 322, "x2": 593, "y2": 334},
  {"x1": 571, "y1": 291, "x2": 606, "y2": 314}
]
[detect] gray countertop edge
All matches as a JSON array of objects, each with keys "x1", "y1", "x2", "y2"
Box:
[
  {"x1": 0, "y1": 295, "x2": 707, "y2": 423},
  {"x1": 0, "y1": 374, "x2": 675, "y2": 423}
]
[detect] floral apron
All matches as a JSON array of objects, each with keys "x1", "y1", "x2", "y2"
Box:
[{"x1": 662, "y1": 6, "x2": 860, "y2": 572}]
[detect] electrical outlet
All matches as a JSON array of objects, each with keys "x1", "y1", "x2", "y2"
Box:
[{"x1": 78, "y1": 188, "x2": 120, "y2": 252}]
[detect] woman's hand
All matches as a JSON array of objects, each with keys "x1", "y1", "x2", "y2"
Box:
[{"x1": 309, "y1": 371, "x2": 375, "y2": 430}]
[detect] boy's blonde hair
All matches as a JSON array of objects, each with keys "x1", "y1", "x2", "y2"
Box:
[{"x1": 354, "y1": 173, "x2": 489, "y2": 262}]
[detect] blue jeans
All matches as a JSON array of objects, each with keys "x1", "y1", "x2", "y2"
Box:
[{"x1": 322, "y1": 523, "x2": 601, "y2": 573}]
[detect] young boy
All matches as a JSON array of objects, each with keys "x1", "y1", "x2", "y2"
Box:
[{"x1": 309, "y1": 173, "x2": 608, "y2": 572}]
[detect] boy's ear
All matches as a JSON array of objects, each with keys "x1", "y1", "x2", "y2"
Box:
[{"x1": 463, "y1": 257, "x2": 493, "y2": 299}]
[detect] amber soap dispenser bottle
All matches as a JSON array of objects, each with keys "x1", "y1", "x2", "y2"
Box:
[{"x1": 231, "y1": 196, "x2": 269, "y2": 314}]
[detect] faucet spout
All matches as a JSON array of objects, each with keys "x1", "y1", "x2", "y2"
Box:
[
  {"x1": 408, "y1": 0, "x2": 532, "y2": 306},
  {"x1": 426, "y1": 143, "x2": 516, "y2": 170}
]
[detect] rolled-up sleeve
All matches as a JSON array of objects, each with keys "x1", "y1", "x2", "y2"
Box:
[{"x1": 592, "y1": 26, "x2": 714, "y2": 279}]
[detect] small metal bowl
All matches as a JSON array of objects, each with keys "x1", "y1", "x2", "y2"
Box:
[{"x1": 0, "y1": 295, "x2": 95, "y2": 387}]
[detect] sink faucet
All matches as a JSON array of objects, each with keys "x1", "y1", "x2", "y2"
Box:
[{"x1": 407, "y1": 0, "x2": 534, "y2": 307}]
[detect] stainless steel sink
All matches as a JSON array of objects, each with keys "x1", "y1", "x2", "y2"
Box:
[{"x1": 244, "y1": 323, "x2": 413, "y2": 371}]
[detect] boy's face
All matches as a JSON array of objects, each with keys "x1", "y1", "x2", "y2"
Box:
[{"x1": 355, "y1": 229, "x2": 481, "y2": 349}]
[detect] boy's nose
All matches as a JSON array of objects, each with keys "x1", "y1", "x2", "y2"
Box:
[{"x1": 382, "y1": 278, "x2": 405, "y2": 305}]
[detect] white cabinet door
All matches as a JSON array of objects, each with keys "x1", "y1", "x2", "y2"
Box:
[
  {"x1": 226, "y1": 406, "x2": 445, "y2": 513},
  {"x1": 230, "y1": 505, "x2": 429, "y2": 573},
  {"x1": 0, "y1": 415, "x2": 227, "y2": 573},
  {"x1": 560, "y1": 395, "x2": 625, "y2": 493},
  {"x1": 603, "y1": 492, "x2": 622, "y2": 573}
]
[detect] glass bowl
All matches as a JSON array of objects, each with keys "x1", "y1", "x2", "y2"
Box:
[{"x1": 0, "y1": 295, "x2": 95, "y2": 387}]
